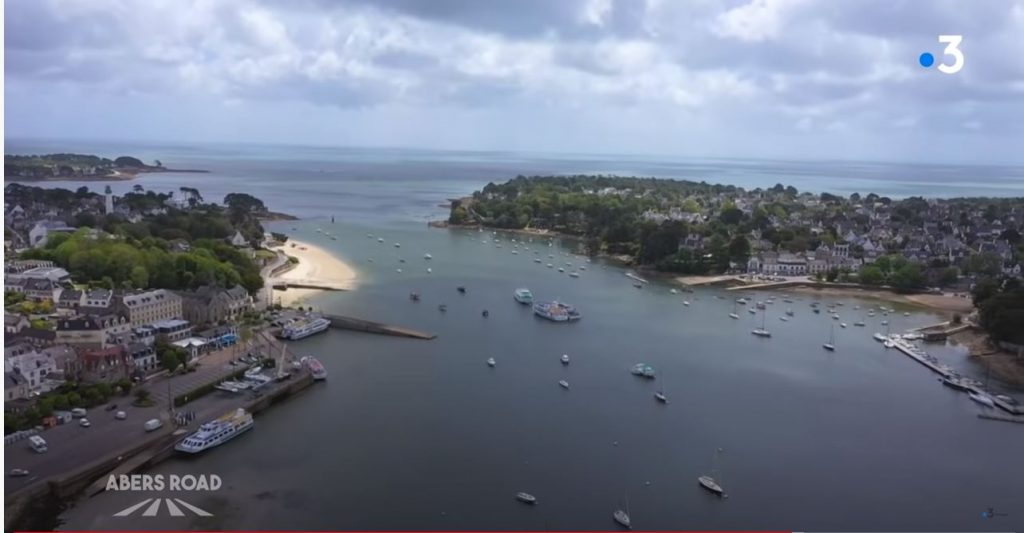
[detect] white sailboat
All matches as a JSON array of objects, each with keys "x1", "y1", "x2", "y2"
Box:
[
  {"x1": 613, "y1": 491, "x2": 632, "y2": 529},
  {"x1": 698, "y1": 448, "x2": 726, "y2": 496},
  {"x1": 751, "y1": 308, "x2": 771, "y2": 337},
  {"x1": 729, "y1": 300, "x2": 740, "y2": 320},
  {"x1": 823, "y1": 324, "x2": 836, "y2": 351}
]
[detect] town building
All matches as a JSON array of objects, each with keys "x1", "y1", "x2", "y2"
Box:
[
  {"x1": 177, "y1": 285, "x2": 252, "y2": 326},
  {"x1": 55, "y1": 314, "x2": 131, "y2": 349},
  {"x1": 120, "y1": 289, "x2": 183, "y2": 327}
]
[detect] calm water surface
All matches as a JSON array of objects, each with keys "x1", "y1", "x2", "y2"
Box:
[{"x1": 58, "y1": 219, "x2": 1023, "y2": 532}]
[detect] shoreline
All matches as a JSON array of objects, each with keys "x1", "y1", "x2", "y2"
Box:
[
  {"x1": 270, "y1": 239, "x2": 357, "y2": 306},
  {"x1": 949, "y1": 328, "x2": 1024, "y2": 389}
]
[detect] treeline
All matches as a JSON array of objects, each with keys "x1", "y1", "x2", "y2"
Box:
[
  {"x1": 450, "y1": 175, "x2": 800, "y2": 272},
  {"x1": 22, "y1": 230, "x2": 263, "y2": 293},
  {"x1": 973, "y1": 277, "x2": 1024, "y2": 345}
]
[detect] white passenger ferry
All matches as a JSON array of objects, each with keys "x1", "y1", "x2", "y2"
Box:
[
  {"x1": 281, "y1": 316, "x2": 330, "y2": 340},
  {"x1": 175, "y1": 408, "x2": 254, "y2": 454}
]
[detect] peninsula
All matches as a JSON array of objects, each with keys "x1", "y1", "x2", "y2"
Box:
[
  {"x1": 445, "y1": 175, "x2": 1024, "y2": 366},
  {"x1": 5, "y1": 153, "x2": 208, "y2": 181}
]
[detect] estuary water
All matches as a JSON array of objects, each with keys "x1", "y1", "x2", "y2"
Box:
[
  {"x1": 57, "y1": 218, "x2": 1023, "y2": 532},
  {"x1": 8, "y1": 139, "x2": 1021, "y2": 531}
]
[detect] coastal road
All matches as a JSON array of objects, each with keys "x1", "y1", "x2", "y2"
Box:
[{"x1": 4, "y1": 340, "x2": 279, "y2": 497}]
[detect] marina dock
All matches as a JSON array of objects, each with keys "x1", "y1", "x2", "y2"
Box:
[{"x1": 888, "y1": 337, "x2": 1023, "y2": 416}]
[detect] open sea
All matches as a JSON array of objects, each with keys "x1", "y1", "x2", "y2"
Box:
[{"x1": 5, "y1": 140, "x2": 1023, "y2": 531}]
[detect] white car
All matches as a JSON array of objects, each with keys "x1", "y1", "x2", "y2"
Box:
[
  {"x1": 115, "y1": 411, "x2": 127, "y2": 420},
  {"x1": 79, "y1": 418, "x2": 91, "y2": 428}
]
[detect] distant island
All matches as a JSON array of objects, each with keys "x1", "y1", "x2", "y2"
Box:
[{"x1": 4, "y1": 153, "x2": 208, "y2": 181}]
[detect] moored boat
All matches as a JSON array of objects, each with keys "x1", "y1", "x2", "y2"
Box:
[
  {"x1": 533, "y1": 301, "x2": 582, "y2": 322},
  {"x1": 300, "y1": 356, "x2": 327, "y2": 380},
  {"x1": 513, "y1": 288, "x2": 534, "y2": 304},
  {"x1": 968, "y1": 391, "x2": 995, "y2": 407},
  {"x1": 175, "y1": 408, "x2": 254, "y2": 454},
  {"x1": 516, "y1": 492, "x2": 537, "y2": 504},
  {"x1": 281, "y1": 316, "x2": 331, "y2": 340}
]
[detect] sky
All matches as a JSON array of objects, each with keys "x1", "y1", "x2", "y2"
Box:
[{"x1": 4, "y1": 0, "x2": 1024, "y2": 163}]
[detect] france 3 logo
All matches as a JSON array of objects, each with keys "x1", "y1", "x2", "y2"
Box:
[{"x1": 919, "y1": 35, "x2": 964, "y2": 74}]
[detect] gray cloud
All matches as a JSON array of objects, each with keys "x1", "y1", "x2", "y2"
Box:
[{"x1": 4, "y1": 0, "x2": 1024, "y2": 162}]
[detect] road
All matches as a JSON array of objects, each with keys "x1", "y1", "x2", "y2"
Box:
[{"x1": 4, "y1": 336, "x2": 282, "y2": 497}]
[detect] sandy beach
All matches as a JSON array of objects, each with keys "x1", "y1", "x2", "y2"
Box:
[
  {"x1": 785, "y1": 286, "x2": 974, "y2": 313},
  {"x1": 271, "y1": 240, "x2": 357, "y2": 307}
]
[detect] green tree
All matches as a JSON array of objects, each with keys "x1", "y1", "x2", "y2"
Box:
[
  {"x1": 727, "y1": 235, "x2": 751, "y2": 262},
  {"x1": 890, "y1": 263, "x2": 925, "y2": 292},
  {"x1": 858, "y1": 265, "x2": 884, "y2": 285}
]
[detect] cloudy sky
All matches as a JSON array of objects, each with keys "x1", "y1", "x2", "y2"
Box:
[{"x1": 5, "y1": 0, "x2": 1024, "y2": 162}]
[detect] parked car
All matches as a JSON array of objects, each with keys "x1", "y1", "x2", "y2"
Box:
[
  {"x1": 70, "y1": 408, "x2": 87, "y2": 418},
  {"x1": 79, "y1": 418, "x2": 91, "y2": 428},
  {"x1": 144, "y1": 419, "x2": 163, "y2": 432},
  {"x1": 115, "y1": 411, "x2": 127, "y2": 420},
  {"x1": 9, "y1": 469, "x2": 30, "y2": 477}
]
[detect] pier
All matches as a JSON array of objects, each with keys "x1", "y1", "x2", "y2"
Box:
[
  {"x1": 323, "y1": 313, "x2": 436, "y2": 340},
  {"x1": 269, "y1": 278, "x2": 350, "y2": 291},
  {"x1": 888, "y1": 337, "x2": 1023, "y2": 415}
]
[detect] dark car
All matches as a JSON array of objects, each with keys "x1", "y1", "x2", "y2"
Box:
[{"x1": 105, "y1": 404, "x2": 118, "y2": 411}]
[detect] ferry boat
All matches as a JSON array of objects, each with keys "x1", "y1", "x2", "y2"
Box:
[
  {"x1": 533, "y1": 301, "x2": 582, "y2": 322},
  {"x1": 175, "y1": 408, "x2": 254, "y2": 454},
  {"x1": 281, "y1": 316, "x2": 330, "y2": 340},
  {"x1": 300, "y1": 356, "x2": 327, "y2": 380}
]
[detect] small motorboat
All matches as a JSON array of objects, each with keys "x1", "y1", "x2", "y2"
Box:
[
  {"x1": 394, "y1": 242, "x2": 401, "y2": 248},
  {"x1": 823, "y1": 343, "x2": 835, "y2": 351},
  {"x1": 840, "y1": 323, "x2": 847, "y2": 328},
  {"x1": 457, "y1": 286, "x2": 467, "y2": 294},
  {"x1": 569, "y1": 272, "x2": 580, "y2": 278},
  {"x1": 482, "y1": 310, "x2": 489, "y2": 317},
  {"x1": 969, "y1": 391, "x2": 995, "y2": 408},
  {"x1": 516, "y1": 492, "x2": 537, "y2": 505},
  {"x1": 438, "y1": 304, "x2": 447, "y2": 312},
  {"x1": 409, "y1": 292, "x2": 420, "y2": 301},
  {"x1": 377, "y1": 237, "x2": 384, "y2": 243},
  {"x1": 9, "y1": 468, "x2": 29, "y2": 477},
  {"x1": 654, "y1": 391, "x2": 668, "y2": 403},
  {"x1": 670, "y1": 289, "x2": 678, "y2": 295},
  {"x1": 729, "y1": 313, "x2": 739, "y2": 319},
  {"x1": 633, "y1": 282, "x2": 643, "y2": 289},
  {"x1": 558, "y1": 267, "x2": 565, "y2": 273},
  {"x1": 748, "y1": 308, "x2": 756, "y2": 314},
  {"x1": 424, "y1": 253, "x2": 432, "y2": 260},
  {"x1": 487, "y1": 358, "x2": 496, "y2": 367},
  {"x1": 558, "y1": 380, "x2": 570, "y2": 389},
  {"x1": 779, "y1": 316, "x2": 789, "y2": 322},
  {"x1": 561, "y1": 354, "x2": 570, "y2": 365},
  {"x1": 683, "y1": 301, "x2": 690, "y2": 306}
]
